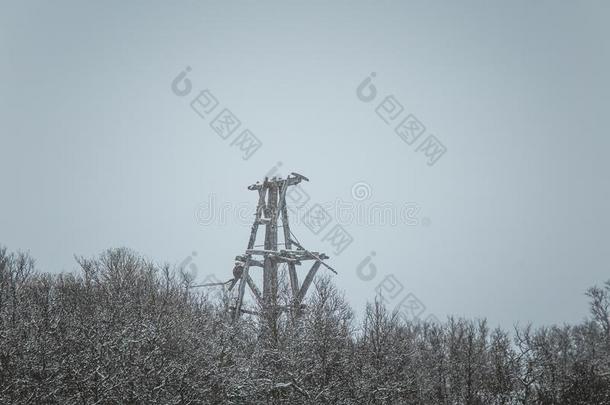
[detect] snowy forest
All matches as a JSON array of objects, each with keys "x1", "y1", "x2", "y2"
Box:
[{"x1": 0, "y1": 246, "x2": 609, "y2": 405}]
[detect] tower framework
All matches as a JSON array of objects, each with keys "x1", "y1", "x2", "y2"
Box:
[{"x1": 213, "y1": 173, "x2": 335, "y2": 319}]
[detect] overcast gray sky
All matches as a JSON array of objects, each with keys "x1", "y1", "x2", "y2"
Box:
[{"x1": 1, "y1": 0, "x2": 609, "y2": 328}]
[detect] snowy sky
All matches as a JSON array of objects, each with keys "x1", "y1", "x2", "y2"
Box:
[{"x1": 1, "y1": 0, "x2": 609, "y2": 328}]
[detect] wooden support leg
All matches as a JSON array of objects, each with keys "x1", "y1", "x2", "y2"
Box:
[
  {"x1": 281, "y1": 204, "x2": 300, "y2": 299},
  {"x1": 233, "y1": 259, "x2": 251, "y2": 319},
  {"x1": 263, "y1": 183, "x2": 279, "y2": 308},
  {"x1": 246, "y1": 274, "x2": 262, "y2": 304},
  {"x1": 297, "y1": 261, "x2": 322, "y2": 303},
  {"x1": 246, "y1": 188, "x2": 267, "y2": 250}
]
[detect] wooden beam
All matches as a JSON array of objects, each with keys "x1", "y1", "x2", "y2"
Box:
[
  {"x1": 246, "y1": 188, "x2": 267, "y2": 250},
  {"x1": 247, "y1": 175, "x2": 303, "y2": 191},
  {"x1": 233, "y1": 258, "x2": 251, "y2": 320},
  {"x1": 288, "y1": 238, "x2": 336, "y2": 274},
  {"x1": 297, "y1": 261, "x2": 322, "y2": 303},
  {"x1": 246, "y1": 274, "x2": 262, "y2": 304},
  {"x1": 245, "y1": 249, "x2": 327, "y2": 259},
  {"x1": 262, "y1": 183, "x2": 279, "y2": 308},
  {"x1": 280, "y1": 198, "x2": 300, "y2": 299}
]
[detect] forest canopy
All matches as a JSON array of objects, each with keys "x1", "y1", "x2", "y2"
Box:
[{"x1": 0, "y1": 246, "x2": 608, "y2": 404}]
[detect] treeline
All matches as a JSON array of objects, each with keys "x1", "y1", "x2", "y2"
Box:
[{"x1": 0, "y1": 246, "x2": 609, "y2": 404}]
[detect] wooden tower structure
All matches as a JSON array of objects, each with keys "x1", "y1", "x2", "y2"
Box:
[{"x1": 214, "y1": 173, "x2": 335, "y2": 320}]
